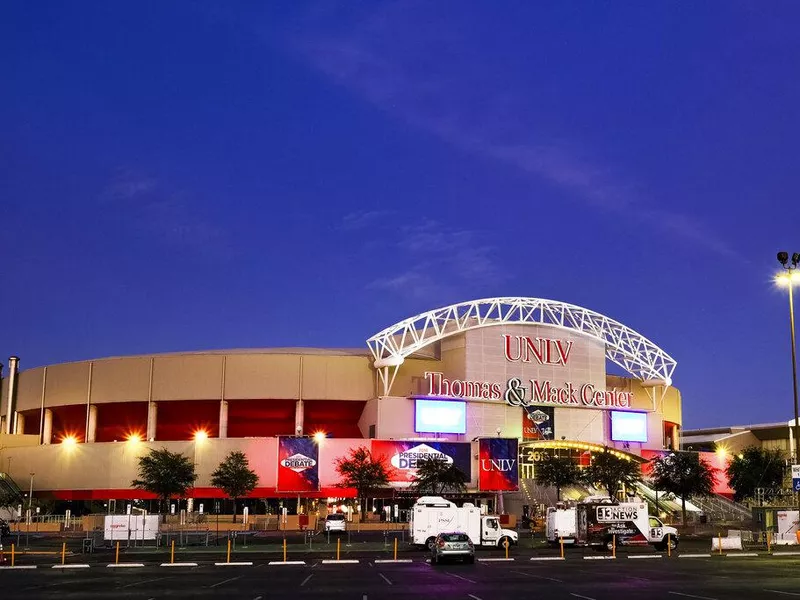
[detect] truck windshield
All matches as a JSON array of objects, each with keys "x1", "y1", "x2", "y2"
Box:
[{"x1": 486, "y1": 519, "x2": 498, "y2": 529}]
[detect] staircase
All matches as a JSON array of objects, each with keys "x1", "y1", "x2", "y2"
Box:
[{"x1": 0, "y1": 472, "x2": 23, "y2": 501}]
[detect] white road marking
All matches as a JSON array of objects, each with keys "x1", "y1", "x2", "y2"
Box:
[
  {"x1": 468, "y1": 595, "x2": 484, "y2": 600},
  {"x1": 668, "y1": 592, "x2": 719, "y2": 600},
  {"x1": 253, "y1": 597, "x2": 263, "y2": 600},
  {"x1": 209, "y1": 576, "x2": 242, "y2": 589},
  {"x1": 511, "y1": 570, "x2": 563, "y2": 583},
  {"x1": 379, "y1": 573, "x2": 393, "y2": 586},
  {"x1": 446, "y1": 572, "x2": 477, "y2": 584},
  {"x1": 765, "y1": 591, "x2": 800, "y2": 597},
  {"x1": 122, "y1": 577, "x2": 170, "y2": 589},
  {"x1": 301, "y1": 574, "x2": 313, "y2": 587},
  {"x1": 571, "y1": 594, "x2": 598, "y2": 600}
]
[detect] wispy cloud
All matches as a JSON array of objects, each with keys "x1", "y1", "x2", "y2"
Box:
[
  {"x1": 290, "y1": 5, "x2": 742, "y2": 261},
  {"x1": 366, "y1": 220, "x2": 505, "y2": 301},
  {"x1": 100, "y1": 169, "x2": 230, "y2": 255},
  {"x1": 340, "y1": 209, "x2": 396, "y2": 231}
]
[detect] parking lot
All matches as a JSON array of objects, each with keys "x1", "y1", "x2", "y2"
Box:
[{"x1": 3, "y1": 553, "x2": 800, "y2": 600}]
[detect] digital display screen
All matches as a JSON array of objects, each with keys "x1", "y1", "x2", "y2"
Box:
[
  {"x1": 610, "y1": 411, "x2": 648, "y2": 443},
  {"x1": 414, "y1": 399, "x2": 467, "y2": 434}
]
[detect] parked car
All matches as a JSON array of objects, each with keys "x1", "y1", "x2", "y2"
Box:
[
  {"x1": 430, "y1": 532, "x2": 475, "y2": 564},
  {"x1": 324, "y1": 513, "x2": 347, "y2": 533}
]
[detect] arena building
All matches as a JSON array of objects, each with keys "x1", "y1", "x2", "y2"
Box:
[{"x1": 0, "y1": 297, "x2": 682, "y2": 514}]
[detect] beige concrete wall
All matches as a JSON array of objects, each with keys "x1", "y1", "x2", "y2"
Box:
[
  {"x1": 358, "y1": 398, "x2": 379, "y2": 438},
  {"x1": 301, "y1": 355, "x2": 374, "y2": 400},
  {"x1": 390, "y1": 358, "x2": 444, "y2": 398},
  {"x1": 91, "y1": 357, "x2": 151, "y2": 404},
  {"x1": 224, "y1": 354, "x2": 301, "y2": 400},
  {"x1": 15, "y1": 367, "x2": 45, "y2": 412},
  {"x1": 152, "y1": 355, "x2": 224, "y2": 401}
]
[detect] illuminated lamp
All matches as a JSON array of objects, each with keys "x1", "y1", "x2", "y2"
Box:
[{"x1": 194, "y1": 430, "x2": 209, "y2": 443}]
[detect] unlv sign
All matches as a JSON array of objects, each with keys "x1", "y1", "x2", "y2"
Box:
[{"x1": 421, "y1": 332, "x2": 635, "y2": 410}]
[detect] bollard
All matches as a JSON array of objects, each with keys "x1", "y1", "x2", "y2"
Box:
[
  {"x1": 116, "y1": 541, "x2": 120, "y2": 565},
  {"x1": 560, "y1": 537, "x2": 564, "y2": 559},
  {"x1": 767, "y1": 531, "x2": 772, "y2": 553},
  {"x1": 612, "y1": 535, "x2": 616, "y2": 558},
  {"x1": 337, "y1": 537, "x2": 341, "y2": 561},
  {"x1": 667, "y1": 534, "x2": 671, "y2": 558},
  {"x1": 283, "y1": 538, "x2": 287, "y2": 563},
  {"x1": 61, "y1": 542, "x2": 66, "y2": 565},
  {"x1": 394, "y1": 537, "x2": 398, "y2": 561},
  {"x1": 11, "y1": 543, "x2": 15, "y2": 567},
  {"x1": 171, "y1": 540, "x2": 175, "y2": 564},
  {"x1": 227, "y1": 538, "x2": 231, "y2": 563},
  {"x1": 718, "y1": 532, "x2": 722, "y2": 556},
  {"x1": 504, "y1": 539, "x2": 509, "y2": 559}
]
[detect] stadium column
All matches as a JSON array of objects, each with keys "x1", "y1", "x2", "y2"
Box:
[
  {"x1": 42, "y1": 409, "x2": 53, "y2": 444},
  {"x1": 295, "y1": 399, "x2": 304, "y2": 436},
  {"x1": 14, "y1": 412, "x2": 25, "y2": 435},
  {"x1": 219, "y1": 400, "x2": 229, "y2": 439},
  {"x1": 87, "y1": 405, "x2": 98, "y2": 443},
  {"x1": 147, "y1": 402, "x2": 157, "y2": 441}
]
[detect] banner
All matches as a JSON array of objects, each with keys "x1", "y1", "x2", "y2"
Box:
[
  {"x1": 522, "y1": 406, "x2": 555, "y2": 440},
  {"x1": 479, "y1": 438, "x2": 519, "y2": 491},
  {"x1": 371, "y1": 440, "x2": 471, "y2": 485},
  {"x1": 277, "y1": 436, "x2": 319, "y2": 492}
]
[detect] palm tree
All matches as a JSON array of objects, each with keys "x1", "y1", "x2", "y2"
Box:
[
  {"x1": 581, "y1": 446, "x2": 641, "y2": 499},
  {"x1": 534, "y1": 454, "x2": 581, "y2": 500},
  {"x1": 651, "y1": 451, "x2": 716, "y2": 525},
  {"x1": 412, "y1": 457, "x2": 468, "y2": 496}
]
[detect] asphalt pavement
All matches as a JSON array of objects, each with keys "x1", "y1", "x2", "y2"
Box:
[{"x1": 3, "y1": 553, "x2": 800, "y2": 599}]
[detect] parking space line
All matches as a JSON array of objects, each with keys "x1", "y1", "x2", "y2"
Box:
[
  {"x1": 511, "y1": 570, "x2": 563, "y2": 583},
  {"x1": 301, "y1": 574, "x2": 313, "y2": 587},
  {"x1": 571, "y1": 594, "x2": 597, "y2": 600},
  {"x1": 253, "y1": 596, "x2": 263, "y2": 600},
  {"x1": 764, "y1": 591, "x2": 800, "y2": 597},
  {"x1": 668, "y1": 592, "x2": 719, "y2": 600},
  {"x1": 379, "y1": 573, "x2": 392, "y2": 586},
  {"x1": 468, "y1": 595, "x2": 484, "y2": 600},
  {"x1": 209, "y1": 575, "x2": 242, "y2": 589},
  {"x1": 445, "y1": 572, "x2": 477, "y2": 584}
]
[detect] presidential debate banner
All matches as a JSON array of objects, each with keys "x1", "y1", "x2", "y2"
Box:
[
  {"x1": 277, "y1": 436, "x2": 320, "y2": 492},
  {"x1": 371, "y1": 440, "x2": 471, "y2": 485},
  {"x1": 478, "y1": 438, "x2": 519, "y2": 491}
]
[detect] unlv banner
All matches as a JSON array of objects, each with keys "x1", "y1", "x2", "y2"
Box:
[
  {"x1": 522, "y1": 406, "x2": 555, "y2": 440},
  {"x1": 277, "y1": 436, "x2": 319, "y2": 492},
  {"x1": 479, "y1": 438, "x2": 519, "y2": 491},
  {"x1": 371, "y1": 440, "x2": 471, "y2": 485}
]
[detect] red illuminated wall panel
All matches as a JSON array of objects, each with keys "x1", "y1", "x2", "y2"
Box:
[
  {"x1": 50, "y1": 404, "x2": 88, "y2": 443},
  {"x1": 304, "y1": 400, "x2": 365, "y2": 439},
  {"x1": 95, "y1": 402, "x2": 148, "y2": 442},
  {"x1": 155, "y1": 400, "x2": 220, "y2": 441},
  {"x1": 227, "y1": 399, "x2": 296, "y2": 438}
]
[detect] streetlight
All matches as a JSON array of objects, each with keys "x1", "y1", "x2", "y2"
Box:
[{"x1": 776, "y1": 251, "x2": 800, "y2": 467}]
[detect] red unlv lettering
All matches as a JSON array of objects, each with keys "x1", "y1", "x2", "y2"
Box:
[{"x1": 503, "y1": 335, "x2": 573, "y2": 366}]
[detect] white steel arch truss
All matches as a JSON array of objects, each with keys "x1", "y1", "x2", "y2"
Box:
[{"x1": 366, "y1": 297, "x2": 676, "y2": 398}]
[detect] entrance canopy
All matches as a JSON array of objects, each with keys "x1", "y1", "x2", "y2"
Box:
[{"x1": 367, "y1": 297, "x2": 676, "y2": 396}]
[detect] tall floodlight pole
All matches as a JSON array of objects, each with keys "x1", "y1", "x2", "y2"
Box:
[{"x1": 777, "y1": 252, "x2": 800, "y2": 518}]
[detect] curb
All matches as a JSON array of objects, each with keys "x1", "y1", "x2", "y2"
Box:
[
  {"x1": 478, "y1": 558, "x2": 515, "y2": 562},
  {"x1": 160, "y1": 562, "x2": 198, "y2": 567},
  {"x1": 584, "y1": 556, "x2": 616, "y2": 560},
  {"x1": 268, "y1": 561, "x2": 306, "y2": 566},
  {"x1": 530, "y1": 557, "x2": 565, "y2": 561},
  {"x1": 679, "y1": 554, "x2": 711, "y2": 558},
  {"x1": 726, "y1": 553, "x2": 759, "y2": 558},
  {"x1": 52, "y1": 564, "x2": 91, "y2": 569},
  {"x1": 0, "y1": 565, "x2": 37, "y2": 570},
  {"x1": 107, "y1": 563, "x2": 146, "y2": 568},
  {"x1": 628, "y1": 555, "x2": 662, "y2": 560},
  {"x1": 772, "y1": 552, "x2": 800, "y2": 557},
  {"x1": 321, "y1": 559, "x2": 359, "y2": 564},
  {"x1": 214, "y1": 562, "x2": 253, "y2": 566},
  {"x1": 374, "y1": 559, "x2": 413, "y2": 564}
]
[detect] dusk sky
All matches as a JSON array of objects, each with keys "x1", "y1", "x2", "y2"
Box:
[{"x1": 2, "y1": 2, "x2": 799, "y2": 429}]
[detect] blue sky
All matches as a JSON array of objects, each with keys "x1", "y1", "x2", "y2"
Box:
[{"x1": 1, "y1": 2, "x2": 799, "y2": 428}]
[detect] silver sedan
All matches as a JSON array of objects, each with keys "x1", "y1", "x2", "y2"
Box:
[{"x1": 430, "y1": 532, "x2": 475, "y2": 564}]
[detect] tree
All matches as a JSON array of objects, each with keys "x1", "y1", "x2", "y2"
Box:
[
  {"x1": 726, "y1": 446, "x2": 785, "y2": 503},
  {"x1": 582, "y1": 447, "x2": 642, "y2": 499},
  {"x1": 335, "y1": 447, "x2": 390, "y2": 516},
  {"x1": 0, "y1": 488, "x2": 20, "y2": 511},
  {"x1": 412, "y1": 457, "x2": 468, "y2": 496},
  {"x1": 132, "y1": 448, "x2": 197, "y2": 512},
  {"x1": 535, "y1": 454, "x2": 582, "y2": 500},
  {"x1": 211, "y1": 451, "x2": 259, "y2": 522},
  {"x1": 651, "y1": 451, "x2": 717, "y2": 526}
]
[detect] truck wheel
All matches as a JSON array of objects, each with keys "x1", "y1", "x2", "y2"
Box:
[
  {"x1": 664, "y1": 536, "x2": 678, "y2": 551},
  {"x1": 498, "y1": 536, "x2": 510, "y2": 548},
  {"x1": 604, "y1": 538, "x2": 615, "y2": 552},
  {"x1": 426, "y1": 537, "x2": 437, "y2": 551}
]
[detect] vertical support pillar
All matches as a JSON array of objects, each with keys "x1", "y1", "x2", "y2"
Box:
[
  {"x1": 87, "y1": 405, "x2": 98, "y2": 443},
  {"x1": 84, "y1": 362, "x2": 93, "y2": 443},
  {"x1": 295, "y1": 399, "x2": 304, "y2": 436},
  {"x1": 14, "y1": 412, "x2": 25, "y2": 435},
  {"x1": 5, "y1": 356, "x2": 20, "y2": 435},
  {"x1": 42, "y1": 409, "x2": 53, "y2": 445},
  {"x1": 147, "y1": 402, "x2": 158, "y2": 441},
  {"x1": 219, "y1": 400, "x2": 229, "y2": 439}
]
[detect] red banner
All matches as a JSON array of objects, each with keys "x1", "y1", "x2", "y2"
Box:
[{"x1": 478, "y1": 438, "x2": 519, "y2": 491}]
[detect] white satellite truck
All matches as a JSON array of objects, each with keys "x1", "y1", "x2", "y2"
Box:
[
  {"x1": 545, "y1": 503, "x2": 578, "y2": 545},
  {"x1": 410, "y1": 496, "x2": 519, "y2": 549},
  {"x1": 572, "y1": 496, "x2": 679, "y2": 552}
]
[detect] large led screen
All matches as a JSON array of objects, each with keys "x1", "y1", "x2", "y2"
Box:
[
  {"x1": 610, "y1": 411, "x2": 648, "y2": 443},
  {"x1": 414, "y1": 399, "x2": 467, "y2": 434}
]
